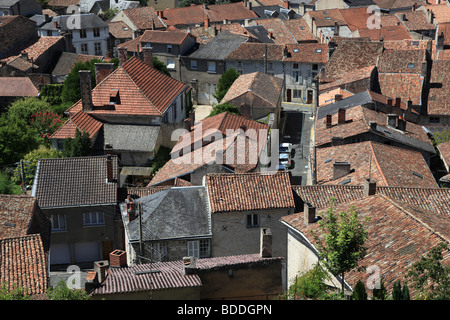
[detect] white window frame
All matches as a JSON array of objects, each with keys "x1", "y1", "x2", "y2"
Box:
[
  {"x1": 51, "y1": 213, "x2": 66, "y2": 231},
  {"x1": 83, "y1": 212, "x2": 105, "y2": 226},
  {"x1": 187, "y1": 240, "x2": 200, "y2": 258},
  {"x1": 293, "y1": 89, "x2": 302, "y2": 99},
  {"x1": 80, "y1": 43, "x2": 88, "y2": 54},
  {"x1": 94, "y1": 42, "x2": 102, "y2": 55},
  {"x1": 207, "y1": 61, "x2": 216, "y2": 73}
]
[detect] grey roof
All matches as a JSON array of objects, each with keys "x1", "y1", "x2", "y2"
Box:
[
  {"x1": 126, "y1": 186, "x2": 211, "y2": 242},
  {"x1": 252, "y1": 5, "x2": 301, "y2": 20},
  {"x1": 244, "y1": 25, "x2": 275, "y2": 44},
  {"x1": 104, "y1": 124, "x2": 160, "y2": 152},
  {"x1": 0, "y1": 0, "x2": 19, "y2": 6},
  {"x1": 32, "y1": 155, "x2": 118, "y2": 208},
  {"x1": 317, "y1": 91, "x2": 373, "y2": 119},
  {"x1": 51, "y1": 51, "x2": 79, "y2": 76},
  {"x1": 34, "y1": 13, "x2": 108, "y2": 31},
  {"x1": 343, "y1": 0, "x2": 376, "y2": 6},
  {"x1": 188, "y1": 30, "x2": 248, "y2": 60}
]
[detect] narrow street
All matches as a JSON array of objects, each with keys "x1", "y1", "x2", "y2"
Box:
[{"x1": 281, "y1": 103, "x2": 315, "y2": 186}]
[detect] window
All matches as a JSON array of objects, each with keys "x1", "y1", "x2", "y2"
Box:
[
  {"x1": 167, "y1": 44, "x2": 172, "y2": 53},
  {"x1": 293, "y1": 89, "x2": 302, "y2": 99},
  {"x1": 429, "y1": 116, "x2": 440, "y2": 123},
  {"x1": 172, "y1": 102, "x2": 177, "y2": 120},
  {"x1": 47, "y1": 30, "x2": 53, "y2": 36},
  {"x1": 187, "y1": 239, "x2": 210, "y2": 258},
  {"x1": 167, "y1": 59, "x2": 175, "y2": 70},
  {"x1": 237, "y1": 60, "x2": 242, "y2": 68},
  {"x1": 80, "y1": 29, "x2": 87, "y2": 38},
  {"x1": 246, "y1": 214, "x2": 259, "y2": 228},
  {"x1": 312, "y1": 64, "x2": 318, "y2": 70},
  {"x1": 93, "y1": 28, "x2": 100, "y2": 37},
  {"x1": 94, "y1": 42, "x2": 102, "y2": 55},
  {"x1": 150, "y1": 242, "x2": 167, "y2": 261},
  {"x1": 207, "y1": 61, "x2": 216, "y2": 73},
  {"x1": 268, "y1": 62, "x2": 273, "y2": 70},
  {"x1": 293, "y1": 63, "x2": 299, "y2": 69},
  {"x1": 84, "y1": 212, "x2": 104, "y2": 226},
  {"x1": 51, "y1": 214, "x2": 66, "y2": 231},
  {"x1": 191, "y1": 60, "x2": 197, "y2": 69},
  {"x1": 293, "y1": 70, "x2": 302, "y2": 83},
  {"x1": 80, "y1": 43, "x2": 88, "y2": 54}
]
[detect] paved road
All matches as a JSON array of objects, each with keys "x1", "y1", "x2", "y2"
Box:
[{"x1": 281, "y1": 103, "x2": 315, "y2": 186}]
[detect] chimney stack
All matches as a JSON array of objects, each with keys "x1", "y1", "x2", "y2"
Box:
[
  {"x1": 79, "y1": 70, "x2": 93, "y2": 111},
  {"x1": 337, "y1": 108, "x2": 346, "y2": 124},
  {"x1": 142, "y1": 46, "x2": 153, "y2": 67},
  {"x1": 189, "y1": 109, "x2": 195, "y2": 128},
  {"x1": 283, "y1": 0, "x2": 290, "y2": 9},
  {"x1": 94, "y1": 63, "x2": 114, "y2": 84},
  {"x1": 369, "y1": 121, "x2": 377, "y2": 131},
  {"x1": 109, "y1": 250, "x2": 127, "y2": 268},
  {"x1": 395, "y1": 97, "x2": 401, "y2": 108},
  {"x1": 333, "y1": 161, "x2": 351, "y2": 180},
  {"x1": 183, "y1": 256, "x2": 196, "y2": 275},
  {"x1": 334, "y1": 21, "x2": 340, "y2": 36},
  {"x1": 387, "y1": 98, "x2": 393, "y2": 106},
  {"x1": 326, "y1": 114, "x2": 332, "y2": 128},
  {"x1": 94, "y1": 260, "x2": 109, "y2": 283},
  {"x1": 387, "y1": 114, "x2": 397, "y2": 127},
  {"x1": 335, "y1": 94, "x2": 343, "y2": 101},
  {"x1": 303, "y1": 203, "x2": 316, "y2": 225},
  {"x1": 260, "y1": 228, "x2": 273, "y2": 258},
  {"x1": 397, "y1": 116, "x2": 406, "y2": 131},
  {"x1": 437, "y1": 32, "x2": 444, "y2": 51},
  {"x1": 331, "y1": 136, "x2": 344, "y2": 146},
  {"x1": 106, "y1": 155, "x2": 113, "y2": 183},
  {"x1": 118, "y1": 47, "x2": 127, "y2": 66},
  {"x1": 363, "y1": 178, "x2": 376, "y2": 196}
]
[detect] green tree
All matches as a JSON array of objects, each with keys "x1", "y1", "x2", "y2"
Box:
[
  {"x1": 406, "y1": 242, "x2": 450, "y2": 300},
  {"x1": 0, "y1": 172, "x2": 22, "y2": 195},
  {"x1": 63, "y1": 129, "x2": 92, "y2": 158},
  {"x1": 152, "y1": 56, "x2": 171, "y2": 77},
  {"x1": 12, "y1": 146, "x2": 63, "y2": 187},
  {"x1": 372, "y1": 278, "x2": 388, "y2": 300},
  {"x1": 6, "y1": 97, "x2": 52, "y2": 124},
  {"x1": 213, "y1": 67, "x2": 240, "y2": 103},
  {"x1": 310, "y1": 198, "x2": 370, "y2": 295},
  {"x1": 208, "y1": 103, "x2": 240, "y2": 117},
  {"x1": 288, "y1": 263, "x2": 330, "y2": 299},
  {"x1": 431, "y1": 130, "x2": 450, "y2": 146},
  {"x1": 392, "y1": 280, "x2": 403, "y2": 300},
  {"x1": 351, "y1": 279, "x2": 367, "y2": 300},
  {"x1": 46, "y1": 281, "x2": 90, "y2": 300},
  {"x1": 0, "y1": 283, "x2": 30, "y2": 300},
  {"x1": 40, "y1": 84, "x2": 64, "y2": 106},
  {"x1": 402, "y1": 282, "x2": 410, "y2": 300}
]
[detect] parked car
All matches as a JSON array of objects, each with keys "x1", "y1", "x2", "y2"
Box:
[
  {"x1": 279, "y1": 153, "x2": 291, "y2": 168},
  {"x1": 280, "y1": 143, "x2": 292, "y2": 155}
]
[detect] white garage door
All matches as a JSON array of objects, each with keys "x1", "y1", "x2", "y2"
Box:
[
  {"x1": 74, "y1": 242, "x2": 100, "y2": 263},
  {"x1": 50, "y1": 243, "x2": 71, "y2": 265}
]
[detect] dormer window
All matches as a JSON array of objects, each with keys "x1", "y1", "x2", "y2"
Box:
[
  {"x1": 407, "y1": 63, "x2": 415, "y2": 68},
  {"x1": 109, "y1": 89, "x2": 120, "y2": 105}
]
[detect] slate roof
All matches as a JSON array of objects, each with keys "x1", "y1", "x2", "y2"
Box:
[
  {"x1": 103, "y1": 124, "x2": 160, "y2": 152},
  {"x1": 125, "y1": 186, "x2": 211, "y2": 241},
  {"x1": 321, "y1": 40, "x2": 383, "y2": 79},
  {"x1": 205, "y1": 171, "x2": 295, "y2": 213},
  {"x1": 50, "y1": 110, "x2": 103, "y2": 140},
  {"x1": 0, "y1": 234, "x2": 48, "y2": 296},
  {"x1": 281, "y1": 194, "x2": 450, "y2": 295},
  {"x1": 52, "y1": 52, "x2": 104, "y2": 77},
  {"x1": 188, "y1": 30, "x2": 248, "y2": 60},
  {"x1": 252, "y1": 5, "x2": 301, "y2": 20},
  {"x1": 33, "y1": 155, "x2": 118, "y2": 208},
  {"x1": 221, "y1": 71, "x2": 284, "y2": 108},
  {"x1": 0, "y1": 77, "x2": 39, "y2": 97},
  {"x1": 427, "y1": 59, "x2": 450, "y2": 115},
  {"x1": 37, "y1": 14, "x2": 108, "y2": 31},
  {"x1": 67, "y1": 56, "x2": 189, "y2": 117},
  {"x1": 316, "y1": 141, "x2": 438, "y2": 188}
]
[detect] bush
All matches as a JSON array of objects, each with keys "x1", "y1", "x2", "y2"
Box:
[
  {"x1": 286, "y1": 263, "x2": 330, "y2": 300},
  {"x1": 63, "y1": 129, "x2": 92, "y2": 158},
  {"x1": 213, "y1": 67, "x2": 240, "y2": 103},
  {"x1": 40, "y1": 84, "x2": 64, "y2": 106},
  {"x1": 351, "y1": 280, "x2": 367, "y2": 300},
  {"x1": 46, "y1": 281, "x2": 90, "y2": 300},
  {"x1": 208, "y1": 103, "x2": 240, "y2": 118}
]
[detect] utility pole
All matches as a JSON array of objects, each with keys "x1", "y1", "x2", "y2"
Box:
[
  {"x1": 138, "y1": 202, "x2": 143, "y2": 260},
  {"x1": 20, "y1": 160, "x2": 26, "y2": 194}
]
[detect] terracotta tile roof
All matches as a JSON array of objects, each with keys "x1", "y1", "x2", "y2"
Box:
[
  {"x1": 419, "y1": 3, "x2": 450, "y2": 25},
  {"x1": 438, "y1": 140, "x2": 450, "y2": 168},
  {"x1": 205, "y1": 171, "x2": 295, "y2": 213},
  {"x1": 427, "y1": 59, "x2": 450, "y2": 115},
  {"x1": 0, "y1": 234, "x2": 48, "y2": 296},
  {"x1": 0, "y1": 195, "x2": 37, "y2": 239},
  {"x1": 171, "y1": 112, "x2": 269, "y2": 156},
  {"x1": 321, "y1": 40, "x2": 384, "y2": 79},
  {"x1": 382, "y1": 38, "x2": 431, "y2": 50},
  {"x1": 319, "y1": 88, "x2": 354, "y2": 107},
  {"x1": 108, "y1": 21, "x2": 133, "y2": 39},
  {"x1": 315, "y1": 105, "x2": 433, "y2": 150},
  {"x1": 226, "y1": 42, "x2": 284, "y2": 61},
  {"x1": 252, "y1": 18, "x2": 298, "y2": 44},
  {"x1": 47, "y1": 0, "x2": 78, "y2": 6},
  {"x1": 436, "y1": 49, "x2": 450, "y2": 60},
  {"x1": 3, "y1": 55, "x2": 38, "y2": 72},
  {"x1": 150, "y1": 133, "x2": 263, "y2": 186},
  {"x1": 316, "y1": 141, "x2": 438, "y2": 188},
  {"x1": 395, "y1": 10, "x2": 436, "y2": 31},
  {"x1": 50, "y1": 110, "x2": 103, "y2": 140},
  {"x1": 377, "y1": 49, "x2": 427, "y2": 74},
  {"x1": 357, "y1": 24, "x2": 413, "y2": 41},
  {"x1": 282, "y1": 19, "x2": 316, "y2": 43},
  {"x1": 67, "y1": 56, "x2": 188, "y2": 117},
  {"x1": 281, "y1": 194, "x2": 450, "y2": 295},
  {"x1": 284, "y1": 43, "x2": 329, "y2": 63},
  {"x1": 378, "y1": 72, "x2": 424, "y2": 106},
  {"x1": 122, "y1": 6, "x2": 166, "y2": 30},
  {"x1": 33, "y1": 155, "x2": 118, "y2": 208},
  {"x1": 0, "y1": 77, "x2": 39, "y2": 97},
  {"x1": 318, "y1": 65, "x2": 376, "y2": 91},
  {"x1": 437, "y1": 22, "x2": 450, "y2": 46},
  {"x1": 221, "y1": 71, "x2": 284, "y2": 108},
  {"x1": 159, "y1": 2, "x2": 258, "y2": 27},
  {"x1": 305, "y1": 8, "x2": 347, "y2": 27},
  {"x1": 140, "y1": 29, "x2": 193, "y2": 45},
  {"x1": 23, "y1": 36, "x2": 64, "y2": 61}
]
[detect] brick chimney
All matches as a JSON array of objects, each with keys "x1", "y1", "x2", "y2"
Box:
[
  {"x1": 260, "y1": 228, "x2": 272, "y2": 258},
  {"x1": 326, "y1": 114, "x2": 332, "y2": 128},
  {"x1": 94, "y1": 63, "x2": 114, "y2": 84},
  {"x1": 118, "y1": 47, "x2": 127, "y2": 66},
  {"x1": 337, "y1": 108, "x2": 346, "y2": 124},
  {"x1": 363, "y1": 178, "x2": 376, "y2": 196},
  {"x1": 283, "y1": 0, "x2": 290, "y2": 9},
  {"x1": 79, "y1": 70, "x2": 93, "y2": 111},
  {"x1": 387, "y1": 114, "x2": 397, "y2": 127},
  {"x1": 183, "y1": 256, "x2": 197, "y2": 275},
  {"x1": 333, "y1": 161, "x2": 351, "y2": 180},
  {"x1": 335, "y1": 94, "x2": 343, "y2": 101},
  {"x1": 437, "y1": 32, "x2": 444, "y2": 51},
  {"x1": 303, "y1": 202, "x2": 316, "y2": 225},
  {"x1": 334, "y1": 21, "x2": 340, "y2": 36},
  {"x1": 109, "y1": 249, "x2": 127, "y2": 268},
  {"x1": 395, "y1": 97, "x2": 401, "y2": 108},
  {"x1": 142, "y1": 46, "x2": 153, "y2": 67},
  {"x1": 106, "y1": 155, "x2": 113, "y2": 183},
  {"x1": 204, "y1": 16, "x2": 210, "y2": 28},
  {"x1": 397, "y1": 116, "x2": 406, "y2": 131}
]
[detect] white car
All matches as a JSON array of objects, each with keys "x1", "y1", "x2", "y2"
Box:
[
  {"x1": 279, "y1": 153, "x2": 291, "y2": 168},
  {"x1": 279, "y1": 143, "x2": 292, "y2": 155}
]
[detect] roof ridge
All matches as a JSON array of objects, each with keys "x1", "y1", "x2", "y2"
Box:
[{"x1": 367, "y1": 141, "x2": 389, "y2": 186}]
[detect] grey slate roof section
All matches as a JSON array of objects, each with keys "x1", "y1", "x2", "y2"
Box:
[
  {"x1": 252, "y1": 5, "x2": 301, "y2": 20},
  {"x1": 52, "y1": 51, "x2": 79, "y2": 76},
  {"x1": 343, "y1": 0, "x2": 376, "y2": 7},
  {"x1": 317, "y1": 91, "x2": 372, "y2": 119},
  {"x1": 188, "y1": 30, "x2": 248, "y2": 60},
  {"x1": 126, "y1": 186, "x2": 211, "y2": 241},
  {"x1": 33, "y1": 13, "x2": 108, "y2": 31},
  {"x1": 104, "y1": 124, "x2": 160, "y2": 152},
  {"x1": 244, "y1": 25, "x2": 275, "y2": 43}
]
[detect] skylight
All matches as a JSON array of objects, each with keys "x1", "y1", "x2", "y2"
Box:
[
  {"x1": 412, "y1": 171, "x2": 424, "y2": 179},
  {"x1": 407, "y1": 63, "x2": 415, "y2": 68}
]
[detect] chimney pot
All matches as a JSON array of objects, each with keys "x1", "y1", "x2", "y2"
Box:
[
  {"x1": 183, "y1": 256, "x2": 196, "y2": 275},
  {"x1": 387, "y1": 114, "x2": 397, "y2": 127},
  {"x1": 109, "y1": 249, "x2": 127, "y2": 268},
  {"x1": 363, "y1": 178, "x2": 376, "y2": 196},
  {"x1": 303, "y1": 203, "x2": 316, "y2": 225},
  {"x1": 335, "y1": 94, "x2": 343, "y2": 101},
  {"x1": 94, "y1": 260, "x2": 109, "y2": 283},
  {"x1": 260, "y1": 228, "x2": 272, "y2": 258}
]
